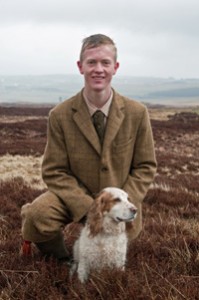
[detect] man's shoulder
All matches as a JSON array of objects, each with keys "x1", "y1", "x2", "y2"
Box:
[
  {"x1": 49, "y1": 91, "x2": 81, "y2": 116},
  {"x1": 115, "y1": 91, "x2": 147, "y2": 113}
]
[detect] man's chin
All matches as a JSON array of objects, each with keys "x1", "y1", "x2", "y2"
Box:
[
  {"x1": 90, "y1": 87, "x2": 104, "y2": 93},
  {"x1": 91, "y1": 83, "x2": 107, "y2": 92}
]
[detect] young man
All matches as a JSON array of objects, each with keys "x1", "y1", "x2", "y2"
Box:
[{"x1": 21, "y1": 34, "x2": 157, "y2": 262}]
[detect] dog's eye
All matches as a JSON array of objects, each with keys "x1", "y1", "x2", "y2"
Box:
[{"x1": 114, "y1": 197, "x2": 121, "y2": 202}]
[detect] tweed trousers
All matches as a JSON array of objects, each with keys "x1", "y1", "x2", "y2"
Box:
[{"x1": 21, "y1": 191, "x2": 73, "y2": 243}]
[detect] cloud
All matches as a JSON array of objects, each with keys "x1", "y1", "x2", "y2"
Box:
[
  {"x1": 1, "y1": 0, "x2": 199, "y2": 35},
  {"x1": 0, "y1": 0, "x2": 199, "y2": 77}
]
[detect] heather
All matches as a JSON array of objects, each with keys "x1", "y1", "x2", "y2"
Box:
[{"x1": 0, "y1": 106, "x2": 199, "y2": 299}]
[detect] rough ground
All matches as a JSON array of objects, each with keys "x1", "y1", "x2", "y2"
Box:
[{"x1": 0, "y1": 105, "x2": 199, "y2": 300}]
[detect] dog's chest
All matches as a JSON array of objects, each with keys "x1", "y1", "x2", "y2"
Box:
[{"x1": 80, "y1": 232, "x2": 127, "y2": 268}]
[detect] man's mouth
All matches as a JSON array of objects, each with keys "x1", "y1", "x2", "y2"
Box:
[{"x1": 92, "y1": 76, "x2": 104, "y2": 80}]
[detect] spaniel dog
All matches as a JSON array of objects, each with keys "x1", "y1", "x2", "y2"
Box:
[{"x1": 71, "y1": 187, "x2": 137, "y2": 283}]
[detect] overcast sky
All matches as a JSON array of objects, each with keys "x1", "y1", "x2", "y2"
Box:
[{"x1": 1, "y1": 0, "x2": 199, "y2": 78}]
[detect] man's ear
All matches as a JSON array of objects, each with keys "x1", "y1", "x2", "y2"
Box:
[
  {"x1": 77, "y1": 61, "x2": 84, "y2": 74},
  {"x1": 113, "y1": 62, "x2": 120, "y2": 75}
]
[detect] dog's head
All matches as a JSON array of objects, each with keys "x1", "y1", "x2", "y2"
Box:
[{"x1": 87, "y1": 187, "x2": 137, "y2": 236}]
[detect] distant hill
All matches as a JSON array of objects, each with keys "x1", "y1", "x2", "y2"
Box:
[
  {"x1": 147, "y1": 87, "x2": 199, "y2": 98},
  {"x1": 0, "y1": 74, "x2": 198, "y2": 106}
]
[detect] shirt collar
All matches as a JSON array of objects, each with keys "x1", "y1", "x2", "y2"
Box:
[{"x1": 83, "y1": 90, "x2": 113, "y2": 117}]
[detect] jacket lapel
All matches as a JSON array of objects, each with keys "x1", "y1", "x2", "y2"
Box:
[{"x1": 72, "y1": 92, "x2": 101, "y2": 155}]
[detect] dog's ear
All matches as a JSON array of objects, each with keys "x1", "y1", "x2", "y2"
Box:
[{"x1": 87, "y1": 192, "x2": 106, "y2": 237}]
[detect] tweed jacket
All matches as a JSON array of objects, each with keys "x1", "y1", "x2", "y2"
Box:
[{"x1": 42, "y1": 89, "x2": 157, "y2": 238}]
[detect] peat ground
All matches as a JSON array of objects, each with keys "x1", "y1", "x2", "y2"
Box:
[{"x1": 0, "y1": 105, "x2": 199, "y2": 300}]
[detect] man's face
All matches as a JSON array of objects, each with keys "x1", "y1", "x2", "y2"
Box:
[{"x1": 77, "y1": 45, "x2": 119, "y2": 93}]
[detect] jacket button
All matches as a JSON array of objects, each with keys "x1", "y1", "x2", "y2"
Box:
[{"x1": 101, "y1": 166, "x2": 108, "y2": 172}]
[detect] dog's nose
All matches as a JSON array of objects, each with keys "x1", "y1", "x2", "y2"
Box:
[{"x1": 130, "y1": 207, "x2": 137, "y2": 215}]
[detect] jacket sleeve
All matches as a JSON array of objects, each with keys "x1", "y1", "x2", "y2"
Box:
[
  {"x1": 42, "y1": 110, "x2": 93, "y2": 222},
  {"x1": 123, "y1": 107, "x2": 157, "y2": 205}
]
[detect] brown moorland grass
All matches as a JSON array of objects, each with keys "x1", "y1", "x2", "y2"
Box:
[{"x1": 0, "y1": 106, "x2": 199, "y2": 299}]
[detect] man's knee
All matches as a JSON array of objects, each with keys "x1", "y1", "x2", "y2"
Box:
[
  {"x1": 21, "y1": 191, "x2": 55, "y2": 223},
  {"x1": 21, "y1": 191, "x2": 70, "y2": 242},
  {"x1": 126, "y1": 210, "x2": 142, "y2": 241}
]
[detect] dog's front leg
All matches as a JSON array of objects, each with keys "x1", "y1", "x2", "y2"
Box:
[
  {"x1": 77, "y1": 260, "x2": 89, "y2": 283},
  {"x1": 69, "y1": 261, "x2": 78, "y2": 278}
]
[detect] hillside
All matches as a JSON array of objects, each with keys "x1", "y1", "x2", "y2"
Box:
[
  {"x1": 0, "y1": 106, "x2": 199, "y2": 299},
  {"x1": 0, "y1": 74, "x2": 199, "y2": 106}
]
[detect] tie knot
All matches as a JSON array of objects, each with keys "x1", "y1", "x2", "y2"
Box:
[{"x1": 93, "y1": 110, "x2": 104, "y2": 122}]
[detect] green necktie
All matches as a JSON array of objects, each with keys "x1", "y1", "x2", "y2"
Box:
[{"x1": 93, "y1": 110, "x2": 105, "y2": 144}]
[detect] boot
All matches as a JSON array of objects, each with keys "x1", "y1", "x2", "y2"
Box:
[{"x1": 35, "y1": 232, "x2": 72, "y2": 264}]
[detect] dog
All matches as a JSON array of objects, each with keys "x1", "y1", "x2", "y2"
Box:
[{"x1": 70, "y1": 187, "x2": 137, "y2": 283}]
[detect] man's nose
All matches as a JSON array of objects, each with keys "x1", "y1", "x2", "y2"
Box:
[{"x1": 94, "y1": 62, "x2": 103, "y2": 72}]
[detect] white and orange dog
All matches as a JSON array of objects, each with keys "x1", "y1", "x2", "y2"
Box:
[{"x1": 71, "y1": 187, "x2": 137, "y2": 283}]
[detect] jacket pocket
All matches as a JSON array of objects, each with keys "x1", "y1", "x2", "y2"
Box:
[{"x1": 113, "y1": 137, "x2": 135, "y2": 153}]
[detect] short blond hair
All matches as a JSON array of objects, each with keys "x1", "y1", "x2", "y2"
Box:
[{"x1": 79, "y1": 34, "x2": 117, "y2": 62}]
